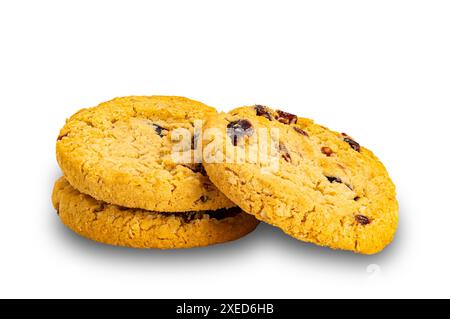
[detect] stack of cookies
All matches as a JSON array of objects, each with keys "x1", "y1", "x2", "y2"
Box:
[
  {"x1": 52, "y1": 96, "x2": 259, "y2": 249},
  {"x1": 53, "y1": 96, "x2": 398, "y2": 254}
]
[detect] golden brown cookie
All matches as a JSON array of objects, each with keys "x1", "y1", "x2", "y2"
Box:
[
  {"x1": 56, "y1": 96, "x2": 235, "y2": 212},
  {"x1": 52, "y1": 177, "x2": 259, "y2": 249},
  {"x1": 202, "y1": 105, "x2": 398, "y2": 254}
]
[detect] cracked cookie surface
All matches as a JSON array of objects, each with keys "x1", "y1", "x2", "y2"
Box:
[
  {"x1": 56, "y1": 96, "x2": 235, "y2": 212},
  {"x1": 52, "y1": 177, "x2": 259, "y2": 249},
  {"x1": 203, "y1": 105, "x2": 398, "y2": 254}
]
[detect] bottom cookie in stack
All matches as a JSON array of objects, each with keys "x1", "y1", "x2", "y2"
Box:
[{"x1": 52, "y1": 177, "x2": 259, "y2": 249}]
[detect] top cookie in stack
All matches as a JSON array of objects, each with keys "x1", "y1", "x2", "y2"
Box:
[{"x1": 56, "y1": 96, "x2": 235, "y2": 212}]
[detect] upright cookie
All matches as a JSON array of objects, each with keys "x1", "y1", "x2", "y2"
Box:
[
  {"x1": 56, "y1": 96, "x2": 234, "y2": 212},
  {"x1": 202, "y1": 105, "x2": 398, "y2": 254},
  {"x1": 52, "y1": 177, "x2": 259, "y2": 249}
]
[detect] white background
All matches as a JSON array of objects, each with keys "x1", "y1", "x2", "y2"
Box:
[{"x1": 0, "y1": 0, "x2": 449, "y2": 299}]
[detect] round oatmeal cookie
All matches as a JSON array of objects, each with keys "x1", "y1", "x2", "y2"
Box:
[
  {"x1": 52, "y1": 177, "x2": 259, "y2": 249},
  {"x1": 56, "y1": 96, "x2": 235, "y2": 212},
  {"x1": 202, "y1": 105, "x2": 398, "y2": 254}
]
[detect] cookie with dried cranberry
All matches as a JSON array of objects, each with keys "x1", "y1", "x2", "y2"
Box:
[
  {"x1": 52, "y1": 177, "x2": 259, "y2": 249},
  {"x1": 202, "y1": 105, "x2": 398, "y2": 254},
  {"x1": 56, "y1": 96, "x2": 234, "y2": 212}
]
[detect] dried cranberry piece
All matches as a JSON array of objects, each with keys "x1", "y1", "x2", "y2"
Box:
[
  {"x1": 342, "y1": 133, "x2": 361, "y2": 152},
  {"x1": 326, "y1": 175, "x2": 354, "y2": 190},
  {"x1": 344, "y1": 138, "x2": 360, "y2": 152},
  {"x1": 153, "y1": 124, "x2": 166, "y2": 137},
  {"x1": 293, "y1": 127, "x2": 309, "y2": 137},
  {"x1": 355, "y1": 215, "x2": 371, "y2": 225},
  {"x1": 321, "y1": 147, "x2": 333, "y2": 156},
  {"x1": 227, "y1": 119, "x2": 254, "y2": 146},
  {"x1": 181, "y1": 212, "x2": 197, "y2": 223},
  {"x1": 254, "y1": 105, "x2": 273, "y2": 121},
  {"x1": 276, "y1": 110, "x2": 297, "y2": 124},
  {"x1": 326, "y1": 176, "x2": 343, "y2": 184},
  {"x1": 57, "y1": 133, "x2": 68, "y2": 141},
  {"x1": 279, "y1": 143, "x2": 291, "y2": 162}
]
